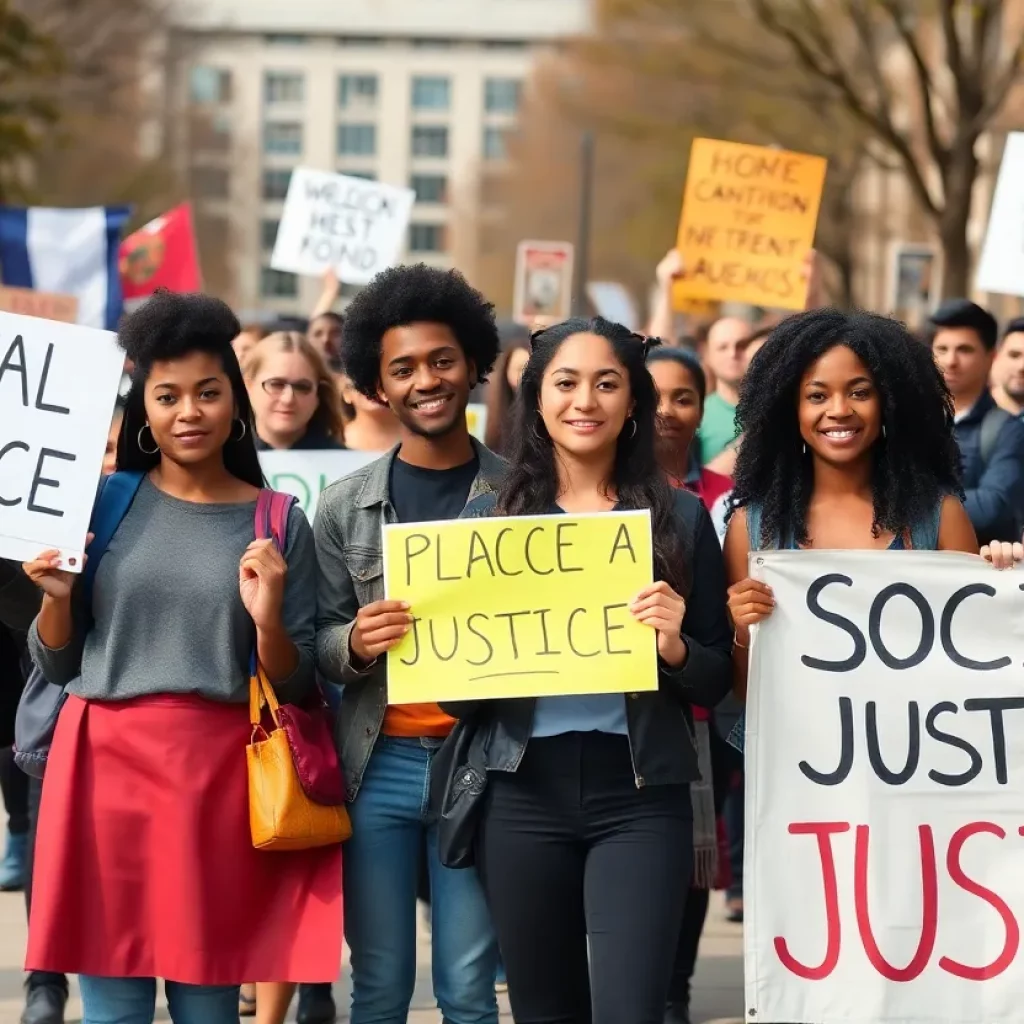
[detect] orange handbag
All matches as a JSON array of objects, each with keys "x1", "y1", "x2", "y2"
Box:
[{"x1": 247, "y1": 666, "x2": 352, "y2": 851}]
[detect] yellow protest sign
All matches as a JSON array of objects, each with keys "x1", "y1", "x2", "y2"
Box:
[
  {"x1": 675, "y1": 139, "x2": 827, "y2": 310},
  {"x1": 383, "y1": 511, "x2": 658, "y2": 703}
]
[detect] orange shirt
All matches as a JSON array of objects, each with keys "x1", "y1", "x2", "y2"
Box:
[{"x1": 382, "y1": 703, "x2": 455, "y2": 738}]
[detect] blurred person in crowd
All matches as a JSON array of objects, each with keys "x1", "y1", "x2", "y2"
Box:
[
  {"x1": 930, "y1": 300, "x2": 1024, "y2": 546},
  {"x1": 445, "y1": 317, "x2": 731, "y2": 1023},
  {"x1": 337, "y1": 374, "x2": 401, "y2": 452},
  {"x1": 314, "y1": 265, "x2": 501, "y2": 1024},
  {"x1": 21, "y1": 291, "x2": 340, "y2": 1024},
  {"x1": 233, "y1": 324, "x2": 268, "y2": 368},
  {"x1": 309, "y1": 269, "x2": 345, "y2": 368},
  {"x1": 699, "y1": 317, "x2": 750, "y2": 465},
  {"x1": 483, "y1": 323, "x2": 531, "y2": 455},
  {"x1": 645, "y1": 345, "x2": 740, "y2": 1022},
  {"x1": 245, "y1": 332, "x2": 345, "y2": 452},
  {"x1": 726, "y1": 308, "x2": 976, "y2": 709},
  {"x1": 991, "y1": 317, "x2": 1024, "y2": 417}
]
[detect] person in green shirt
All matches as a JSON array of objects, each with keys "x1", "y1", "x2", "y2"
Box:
[{"x1": 699, "y1": 316, "x2": 751, "y2": 463}]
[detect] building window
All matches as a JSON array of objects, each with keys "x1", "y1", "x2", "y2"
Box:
[
  {"x1": 409, "y1": 223, "x2": 445, "y2": 253},
  {"x1": 410, "y1": 174, "x2": 447, "y2": 204},
  {"x1": 189, "y1": 165, "x2": 230, "y2": 199},
  {"x1": 337, "y1": 123, "x2": 376, "y2": 156},
  {"x1": 411, "y1": 76, "x2": 451, "y2": 110},
  {"x1": 262, "y1": 168, "x2": 293, "y2": 199},
  {"x1": 189, "y1": 67, "x2": 232, "y2": 104},
  {"x1": 343, "y1": 170, "x2": 377, "y2": 181},
  {"x1": 482, "y1": 126, "x2": 507, "y2": 161},
  {"x1": 264, "y1": 72, "x2": 305, "y2": 104},
  {"x1": 260, "y1": 219, "x2": 280, "y2": 250},
  {"x1": 263, "y1": 122, "x2": 303, "y2": 155},
  {"x1": 191, "y1": 110, "x2": 232, "y2": 151},
  {"x1": 484, "y1": 39, "x2": 527, "y2": 50},
  {"x1": 485, "y1": 78, "x2": 521, "y2": 114},
  {"x1": 260, "y1": 267, "x2": 298, "y2": 298},
  {"x1": 265, "y1": 34, "x2": 307, "y2": 45},
  {"x1": 337, "y1": 36, "x2": 385, "y2": 47},
  {"x1": 411, "y1": 126, "x2": 449, "y2": 158},
  {"x1": 338, "y1": 74, "x2": 378, "y2": 108},
  {"x1": 412, "y1": 38, "x2": 456, "y2": 48}
]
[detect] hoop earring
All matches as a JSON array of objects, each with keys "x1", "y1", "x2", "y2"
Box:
[
  {"x1": 802, "y1": 441, "x2": 807, "y2": 455},
  {"x1": 137, "y1": 424, "x2": 160, "y2": 455},
  {"x1": 882, "y1": 424, "x2": 887, "y2": 439},
  {"x1": 628, "y1": 419, "x2": 637, "y2": 440},
  {"x1": 231, "y1": 418, "x2": 248, "y2": 442}
]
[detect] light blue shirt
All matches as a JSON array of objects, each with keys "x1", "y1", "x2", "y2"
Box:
[{"x1": 531, "y1": 693, "x2": 628, "y2": 738}]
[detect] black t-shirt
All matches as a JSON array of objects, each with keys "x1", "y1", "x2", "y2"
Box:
[{"x1": 389, "y1": 455, "x2": 479, "y2": 524}]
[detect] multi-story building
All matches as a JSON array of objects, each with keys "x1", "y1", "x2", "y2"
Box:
[{"x1": 171, "y1": 0, "x2": 588, "y2": 316}]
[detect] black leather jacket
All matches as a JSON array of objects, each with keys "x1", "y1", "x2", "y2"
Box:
[{"x1": 440, "y1": 489, "x2": 733, "y2": 788}]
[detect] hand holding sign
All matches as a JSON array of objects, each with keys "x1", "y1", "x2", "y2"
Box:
[
  {"x1": 727, "y1": 576, "x2": 775, "y2": 641},
  {"x1": 350, "y1": 599, "x2": 413, "y2": 665},
  {"x1": 629, "y1": 581, "x2": 687, "y2": 665},
  {"x1": 22, "y1": 533, "x2": 93, "y2": 598},
  {"x1": 981, "y1": 536, "x2": 1024, "y2": 569}
]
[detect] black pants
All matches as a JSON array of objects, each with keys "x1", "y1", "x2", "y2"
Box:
[
  {"x1": 667, "y1": 724, "x2": 737, "y2": 1005},
  {"x1": 477, "y1": 732, "x2": 693, "y2": 1024},
  {"x1": 0, "y1": 745, "x2": 29, "y2": 835}
]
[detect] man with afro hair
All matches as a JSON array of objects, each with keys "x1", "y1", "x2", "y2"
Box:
[{"x1": 314, "y1": 264, "x2": 502, "y2": 1024}]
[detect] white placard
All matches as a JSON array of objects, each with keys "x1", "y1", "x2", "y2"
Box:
[
  {"x1": 259, "y1": 449, "x2": 378, "y2": 520},
  {"x1": 0, "y1": 312, "x2": 124, "y2": 571},
  {"x1": 976, "y1": 132, "x2": 1024, "y2": 298},
  {"x1": 513, "y1": 240, "x2": 574, "y2": 325},
  {"x1": 270, "y1": 168, "x2": 415, "y2": 285},
  {"x1": 746, "y1": 549, "x2": 1024, "y2": 1024}
]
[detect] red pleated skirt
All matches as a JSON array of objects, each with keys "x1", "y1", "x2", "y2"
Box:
[{"x1": 27, "y1": 694, "x2": 342, "y2": 984}]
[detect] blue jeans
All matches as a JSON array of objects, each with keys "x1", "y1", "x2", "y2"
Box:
[
  {"x1": 78, "y1": 976, "x2": 238, "y2": 1024},
  {"x1": 345, "y1": 735, "x2": 499, "y2": 1024}
]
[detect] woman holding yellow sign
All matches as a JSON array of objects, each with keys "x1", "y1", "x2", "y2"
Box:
[{"x1": 442, "y1": 317, "x2": 733, "y2": 1024}]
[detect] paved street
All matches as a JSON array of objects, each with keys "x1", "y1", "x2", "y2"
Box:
[{"x1": 0, "y1": 890, "x2": 743, "y2": 1022}]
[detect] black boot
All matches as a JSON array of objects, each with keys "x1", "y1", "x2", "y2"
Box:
[
  {"x1": 296, "y1": 983, "x2": 336, "y2": 1024},
  {"x1": 21, "y1": 973, "x2": 68, "y2": 1024}
]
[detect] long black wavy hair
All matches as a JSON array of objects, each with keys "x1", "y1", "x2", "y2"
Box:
[
  {"x1": 496, "y1": 317, "x2": 686, "y2": 593},
  {"x1": 730, "y1": 308, "x2": 963, "y2": 547},
  {"x1": 115, "y1": 290, "x2": 265, "y2": 489}
]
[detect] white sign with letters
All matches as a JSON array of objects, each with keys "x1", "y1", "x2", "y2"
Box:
[
  {"x1": 270, "y1": 168, "x2": 415, "y2": 285},
  {"x1": 745, "y1": 550, "x2": 1024, "y2": 1024},
  {"x1": 259, "y1": 449, "x2": 378, "y2": 521},
  {"x1": 0, "y1": 312, "x2": 124, "y2": 570}
]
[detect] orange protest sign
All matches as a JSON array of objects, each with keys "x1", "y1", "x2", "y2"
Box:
[
  {"x1": 674, "y1": 139, "x2": 827, "y2": 311},
  {"x1": 0, "y1": 286, "x2": 79, "y2": 323}
]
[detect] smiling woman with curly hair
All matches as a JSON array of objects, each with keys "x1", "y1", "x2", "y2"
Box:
[{"x1": 723, "y1": 308, "x2": 979, "y2": 706}]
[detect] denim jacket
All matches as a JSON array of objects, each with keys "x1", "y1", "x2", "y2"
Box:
[{"x1": 313, "y1": 441, "x2": 506, "y2": 800}]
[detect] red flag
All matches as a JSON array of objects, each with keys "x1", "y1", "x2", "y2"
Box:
[{"x1": 119, "y1": 202, "x2": 201, "y2": 298}]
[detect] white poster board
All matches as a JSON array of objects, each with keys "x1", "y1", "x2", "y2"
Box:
[
  {"x1": 976, "y1": 132, "x2": 1024, "y2": 298},
  {"x1": 887, "y1": 242, "x2": 940, "y2": 330},
  {"x1": 745, "y1": 549, "x2": 1024, "y2": 1024},
  {"x1": 259, "y1": 449, "x2": 378, "y2": 520},
  {"x1": 270, "y1": 168, "x2": 415, "y2": 284},
  {"x1": 0, "y1": 312, "x2": 124, "y2": 570}
]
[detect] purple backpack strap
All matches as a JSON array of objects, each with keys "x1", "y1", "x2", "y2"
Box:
[{"x1": 254, "y1": 488, "x2": 296, "y2": 550}]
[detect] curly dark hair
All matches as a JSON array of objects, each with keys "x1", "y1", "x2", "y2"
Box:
[
  {"x1": 339, "y1": 264, "x2": 500, "y2": 398},
  {"x1": 115, "y1": 289, "x2": 263, "y2": 488},
  {"x1": 496, "y1": 317, "x2": 687, "y2": 594},
  {"x1": 730, "y1": 308, "x2": 963, "y2": 547}
]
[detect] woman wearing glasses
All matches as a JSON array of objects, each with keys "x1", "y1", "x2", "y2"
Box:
[{"x1": 246, "y1": 332, "x2": 346, "y2": 452}]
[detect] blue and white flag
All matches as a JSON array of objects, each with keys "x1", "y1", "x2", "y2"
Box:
[{"x1": 0, "y1": 206, "x2": 132, "y2": 330}]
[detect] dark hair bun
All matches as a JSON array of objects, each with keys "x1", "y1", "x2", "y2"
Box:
[{"x1": 118, "y1": 289, "x2": 242, "y2": 368}]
